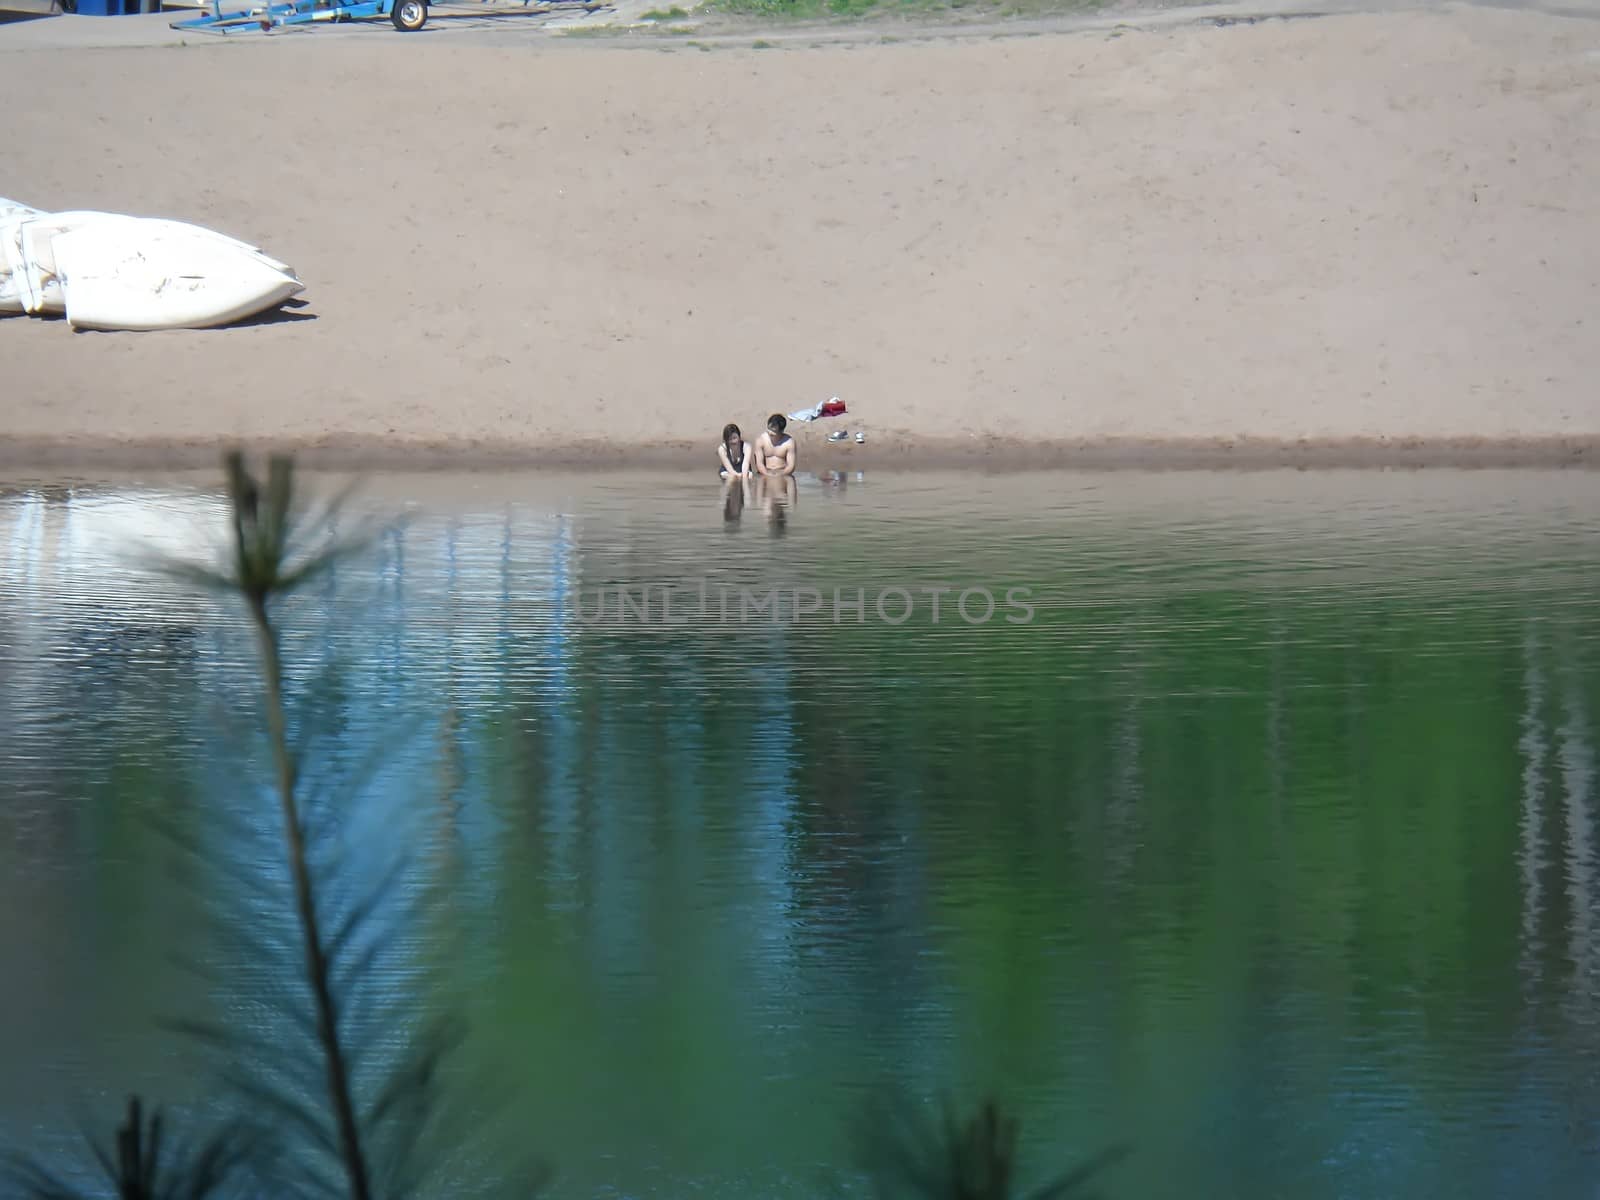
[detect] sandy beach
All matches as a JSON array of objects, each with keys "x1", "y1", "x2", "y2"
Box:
[{"x1": 1, "y1": 1, "x2": 1598, "y2": 468}]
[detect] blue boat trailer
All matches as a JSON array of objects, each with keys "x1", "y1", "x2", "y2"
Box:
[{"x1": 169, "y1": 0, "x2": 428, "y2": 33}]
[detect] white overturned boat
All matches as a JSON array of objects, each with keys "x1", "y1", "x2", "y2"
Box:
[{"x1": 0, "y1": 197, "x2": 303, "y2": 331}]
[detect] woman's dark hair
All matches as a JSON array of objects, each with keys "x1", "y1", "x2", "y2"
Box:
[
  {"x1": 767, "y1": 413, "x2": 787, "y2": 434},
  {"x1": 722, "y1": 423, "x2": 742, "y2": 445}
]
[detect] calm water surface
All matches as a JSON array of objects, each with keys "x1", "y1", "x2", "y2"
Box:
[{"x1": 2, "y1": 467, "x2": 1599, "y2": 1199}]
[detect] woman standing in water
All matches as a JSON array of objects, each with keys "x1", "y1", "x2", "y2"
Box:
[{"x1": 718, "y1": 423, "x2": 752, "y2": 479}]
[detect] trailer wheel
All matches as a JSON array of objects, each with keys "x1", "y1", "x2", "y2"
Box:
[{"x1": 391, "y1": 0, "x2": 425, "y2": 29}]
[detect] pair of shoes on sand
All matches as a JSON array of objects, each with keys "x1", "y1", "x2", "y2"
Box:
[{"x1": 827, "y1": 431, "x2": 866, "y2": 444}]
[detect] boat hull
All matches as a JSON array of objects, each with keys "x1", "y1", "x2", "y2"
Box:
[{"x1": 0, "y1": 201, "x2": 303, "y2": 331}]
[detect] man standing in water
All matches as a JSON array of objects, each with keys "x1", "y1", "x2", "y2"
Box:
[{"x1": 755, "y1": 413, "x2": 796, "y2": 477}]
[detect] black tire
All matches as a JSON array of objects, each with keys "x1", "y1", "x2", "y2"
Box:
[{"x1": 390, "y1": 0, "x2": 424, "y2": 29}]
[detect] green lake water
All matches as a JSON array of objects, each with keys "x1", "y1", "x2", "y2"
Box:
[{"x1": 2, "y1": 466, "x2": 1599, "y2": 1199}]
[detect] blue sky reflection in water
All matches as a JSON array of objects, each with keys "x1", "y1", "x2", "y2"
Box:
[{"x1": 1, "y1": 467, "x2": 1599, "y2": 1199}]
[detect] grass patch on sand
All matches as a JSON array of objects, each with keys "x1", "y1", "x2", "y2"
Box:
[{"x1": 640, "y1": 4, "x2": 689, "y2": 16}]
